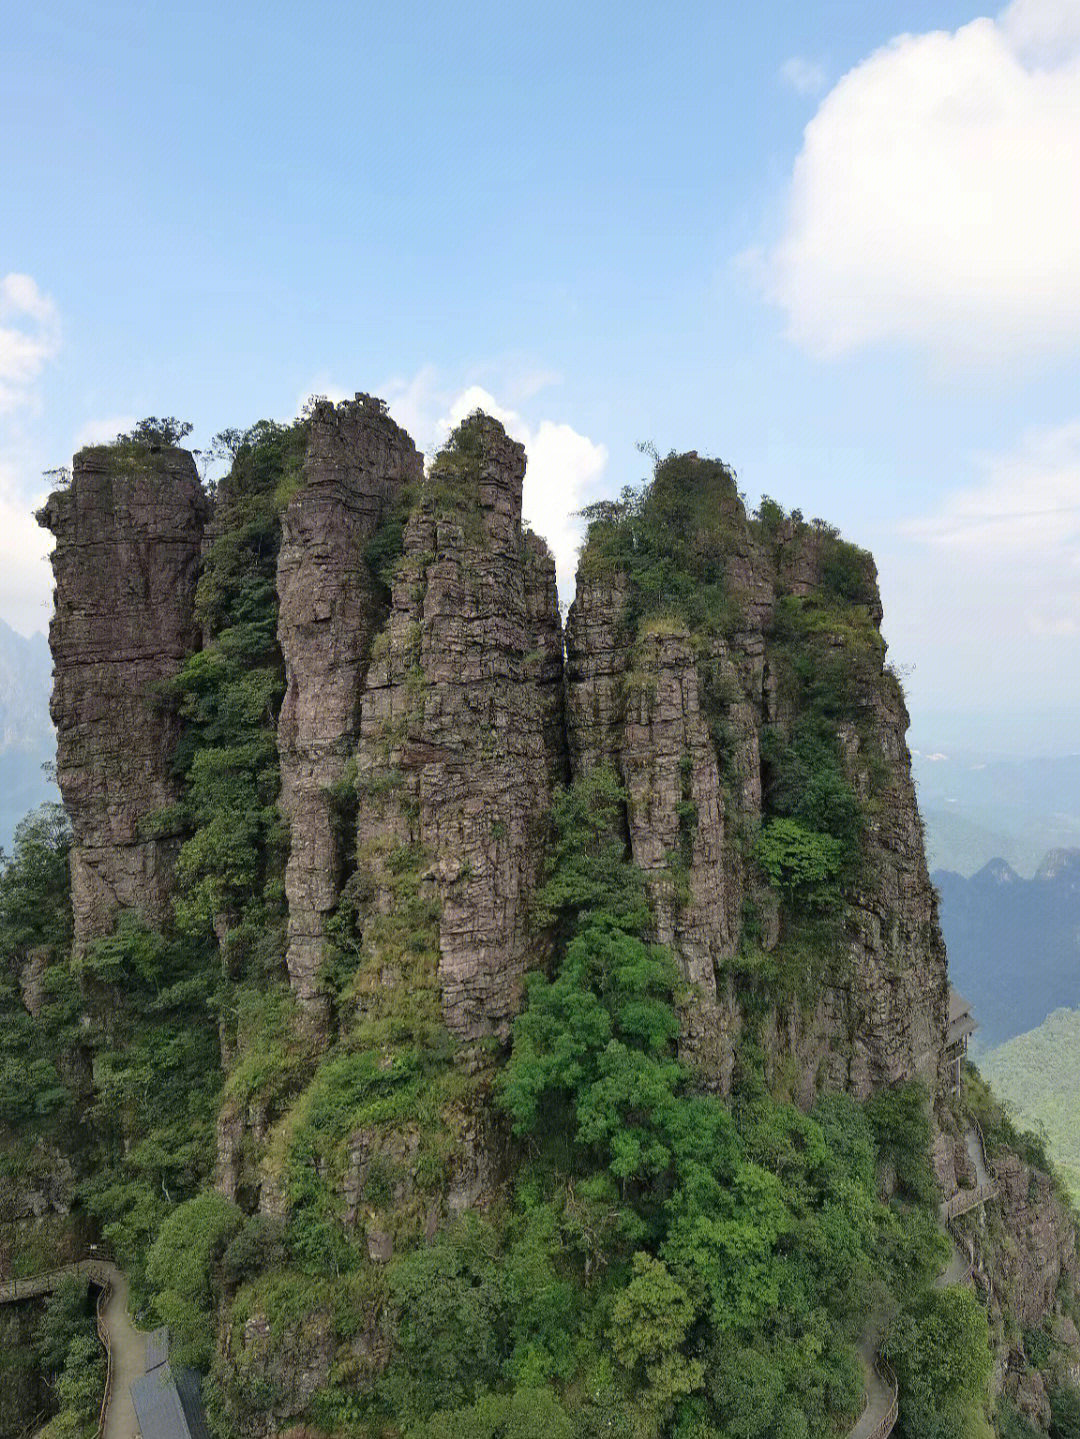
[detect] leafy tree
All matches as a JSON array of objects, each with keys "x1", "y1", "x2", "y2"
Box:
[
  {"x1": 147, "y1": 1191, "x2": 244, "y2": 1367},
  {"x1": 115, "y1": 417, "x2": 194, "y2": 447},
  {"x1": 410, "y1": 1387, "x2": 575, "y2": 1439},
  {"x1": 381, "y1": 1217, "x2": 508, "y2": 1422},
  {"x1": 884, "y1": 1285, "x2": 992, "y2": 1439},
  {"x1": 757, "y1": 817, "x2": 843, "y2": 902},
  {"x1": 1050, "y1": 1385, "x2": 1080, "y2": 1439},
  {"x1": 610, "y1": 1252, "x2": 703, "y2": 1408}
]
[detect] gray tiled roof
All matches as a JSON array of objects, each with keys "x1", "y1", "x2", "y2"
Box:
[
  {"x1": 174, "y1": 1367, "x2": 213, "y2": 1439},
  {"x1": 146, "y1": 1326, "x2": 171, "y2": 1372},
  {"x1": 130, "y1": 1360, "x2": 211, "y2": 1439},
  {"x1": 131, "y1": 1364, "x2": 194, "y2": 1439}
]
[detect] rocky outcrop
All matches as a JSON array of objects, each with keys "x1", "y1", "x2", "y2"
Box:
[
  {"x1": 352, "y1": 415, "x2": 565, "y2": 1042},
  {"x1": 989, "y1": 1152, "x2": 1079, "y2": 1331},
  {"x1": 277, "y1": 396, "x2": 422, "y2": 1020},
  {"x1": 38, "y1": 446, "x2": 208, "y2": 949},
  {"x1": 566, "y1": 461, "x2": 948, "y2": 1098}
]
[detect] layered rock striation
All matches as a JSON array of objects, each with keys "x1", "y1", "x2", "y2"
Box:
[
  {"x1": 277, "y1": 396, "x2": 422, "y2": 1020},
  {"x1": 352, "y1": 415, "x2": 566, "y2": 1041},
  {"x1": 567, "y1": 458, "x2": 947, "y2": 1098},
  {"x1": 38, "y1": 444, "x2": 208, "y2": 949},
  {"x1": 39, "y1": 419, "x2": 948, "y2": 1087}
]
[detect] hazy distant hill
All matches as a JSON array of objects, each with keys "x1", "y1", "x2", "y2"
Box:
[
  {"x1": 914, "y1": 748, "x2": 1080, "y2": 877},
  {"x1": 0, "y1": 619, "x2": 56, "y2": 851},
  {"x1": 934, "y1": 852, "x2": 1080, "y2": 1047},
  {"x1": 981, "y1": 1007, "x2": 1080, "y2": 1204}
]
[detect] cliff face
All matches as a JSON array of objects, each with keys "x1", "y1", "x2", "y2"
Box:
[
  {"x1": 352, "y1": 415, "x2": 565, "y2": 1043},
  {"x1": 566, "y1": 463, "x2": 946, "y2": 1100},
  {"x1": 33, "y1": 397, "x2": 1080, "y2": 1438},
  {"x1": 37, "y1": 445, "x2": 208, "y2": 950},
  {"x1": 277, "y1": 396, "x2": 423, "y2": 1023}
]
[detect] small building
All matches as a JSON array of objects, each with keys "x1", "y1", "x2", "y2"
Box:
[
  {"x1": 130, "y1": 1328, "x2": 212, "y2": 1439},
  {"x1": 945, "y1": 987, "x2": 977, "y2": 1095}
]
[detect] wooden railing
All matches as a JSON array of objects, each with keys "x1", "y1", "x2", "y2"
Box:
[
  {"x1": 973, "y1": 1119, "x2": 997, "y2": 1183},
  {"x1": 94, "y1": 1270, "x2": 114, "y2": 1439},
  {"x1": 942, "y1": 1181, "x2": 998, "y2": 1221},
  {"x1": 0, "y1": 1253, "x2": 116, "y2": 1438},
  {"x1": 868, "y1": 1358, "x2": 899, "y2": 1439},
  {"x1": 0, "y1": 1254, "x2": 113, "y2": 1304}
]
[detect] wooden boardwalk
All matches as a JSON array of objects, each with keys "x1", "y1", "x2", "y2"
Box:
[
  {"x1": 847, "y1": 1123, "x2": 998, "y2": 1439},
  {"x1": 0, "y1": 1256, "x2": 148, "y2": 1439}
]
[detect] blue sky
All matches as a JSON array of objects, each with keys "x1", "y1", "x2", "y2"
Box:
[{"x1": 4, "y1": 0, "x2": 1080, "y2": 752}]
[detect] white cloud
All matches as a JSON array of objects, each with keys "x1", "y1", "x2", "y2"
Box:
[
  {"x1": 74, "y1": 415, "x2": 137, "y2": 450},
  {"x1": 0, "y1": 458, "x2": 54, "y2": 636},
  {"x1": 779, "y1": 56, "x2": 827, "y2": 95},
  {"x1": 0, "y1": 274, "x2": 60, "y2": 412},
  {"x1": 294, "y1": 368, "x2": 609, "y2": 600},
  {"x1": 903, "y1": 421, "x2": 1080, "y2": 556},
  {"x1": 753, "y1": 0, "x2": 1080, "y2": 360},
  {"x1": 0, "y1": 274, "x2": 60, "y2": 634},
  {"x1": 881, "y1": 420, "x2": 1080, "y2": 712},
  {"x1": 1002, "y1": 0, "x2": 1080, "y2": 61},
  {"x1": 437, "y1": 385, "x2": 608, "y2": 602}
]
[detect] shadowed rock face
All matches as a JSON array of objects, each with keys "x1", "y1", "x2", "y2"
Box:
[
  {"x1": 276, "y1": 396, "x2": 423, "y2": 1022},
  {"x1": 38, "y1": 445, "x2": 208, "y2": 949},
  {"x1": 353, "y1": 415, "x2": 566, "y2": 1042}
]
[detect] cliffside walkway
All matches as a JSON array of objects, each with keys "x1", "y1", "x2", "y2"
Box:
[
  {"x1": 0, "y1": 1255, "x2": 147, "y2": 1439},
  {"x1": 848, "y1": 1123, "x2": 999, "y2": 1439}
]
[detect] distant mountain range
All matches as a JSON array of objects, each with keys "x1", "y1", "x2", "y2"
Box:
[
  {"x1": 934, "y1": 852, "x2": 1080, "y2": 1048},
  {"x1": 0, "y1": 619, "x2": 57, "y2": 852},
  {"x1": 914, "y1": 747, "x2": 1080, "y2": 877}
]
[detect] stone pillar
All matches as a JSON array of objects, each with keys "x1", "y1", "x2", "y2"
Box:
[
  {"x1": 276, "y1": 395, "x2": 422, "y2": 1020},
  {"x1": 38, "y1": 444, "x2": 209, "y2": 949}
]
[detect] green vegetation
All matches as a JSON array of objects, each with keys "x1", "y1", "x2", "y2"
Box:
[
  {"x1": 32, "y1": 1277, "x2": 105, "y2": 1439},
  {"x1": 980, "y1": 1009, "x2": 1080, "y2": 1203},
  {"x1": 334, "y1": 768, "x2": 985, "y2": 1438},
  {"x1": 5, "y1": 424, "x2": 1077, "y2": 1439},
  {"x1": 0, "y1": 805, "x2": 76, "y2": 1137},
  {"x1": 577, "y1": 452, "x2": 881, "y2": 972}
]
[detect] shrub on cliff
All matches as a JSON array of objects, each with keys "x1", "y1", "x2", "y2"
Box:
[{"x1": 147, "y1": 1191, "x2": 244, "y2": 1368}]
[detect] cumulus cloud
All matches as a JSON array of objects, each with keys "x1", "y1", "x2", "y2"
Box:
[
  {"x1": 779, "y1": 56, "x2": 827, "y2": 95},
  {"x1": 0, "y1": 274, "x2": 60, "y2": 633},
  {"x1": 295, "y1": 369, "x2": 609, "y2": 599},
  {"x1": 0, "y1": 274, "x2": 60, "y2": 412},
  {"x1": 437, "y1": 385, "x2": 608, "y2": 602},
  {"x1": 74, "y1": 415, "x2": 138, "y2": 450},
  {"x1": 753, "y1": 0, "x2": 1080, "y2": 360},
  {"x1": 0, "y1": 457, "x2": 54, "y2": 635}
]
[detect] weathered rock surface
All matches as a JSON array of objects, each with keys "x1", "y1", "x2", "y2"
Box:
[
  {"x1": 38, "y1": 446, "x2": 208, "y2": 949},
  {"x1": 353, "y1": 415, "x2": 565, "y2": 1041},
  {"x1": 277, "y1": 396, "x2": 422, "y2": 1020},
  {"x1": 566, "y1": 464, "x2": 947, "y2": 1098},
  {"x1": 991, "y1": 1151, "x2": 1079, "y2": 1330}
]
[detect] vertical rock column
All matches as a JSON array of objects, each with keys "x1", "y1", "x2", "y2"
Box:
[
  {"x1": 38, "y1": 444, "x2": 208, "y2": 949},
  {"x1": 354, "y1": 415, "x2": 566, "y2": 1042},
  {"x1": 276, "y1": 396, "x2": 422, "y2": 1019}
]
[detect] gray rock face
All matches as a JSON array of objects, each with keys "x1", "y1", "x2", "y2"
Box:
[
  {"x1": 37, "y1": 446, "x2": 208, "y2": 949},
  {"x1": 353, "y1": 415, "x2": 566, "y2": 1042},
  {"x1": 566, "y1": 468, "x2": 948, "y2": 1099},
  {"x1": 277, "y1": 396, "x2": 422, "y2": 1021}
]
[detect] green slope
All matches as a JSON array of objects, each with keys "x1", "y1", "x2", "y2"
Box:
[{"x1": 980, "y1": 1008, "x2": 1080, "y2": 1204}]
